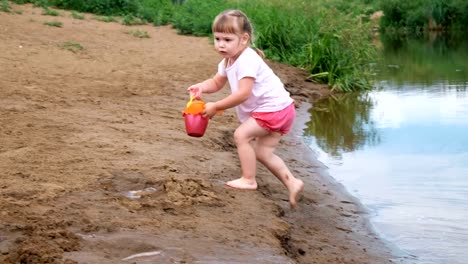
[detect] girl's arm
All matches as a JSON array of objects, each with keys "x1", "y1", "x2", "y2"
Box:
[
  {"x1": 188, "y1": 73, "x2": 227, "y2": 98},
  {"x1": 204, "y1": 77, "x2": 254, "y2": 117}
]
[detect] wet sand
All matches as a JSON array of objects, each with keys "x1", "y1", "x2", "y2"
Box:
[{"x1": 0, "y1": 4, "x2": 409, "y2": 263}]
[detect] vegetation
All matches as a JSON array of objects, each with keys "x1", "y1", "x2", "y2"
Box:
[
  {"x1": 42, "y1": 7, "x2": 60, "y2": 16},
  {"x1": 378, "y1": 0, "x2": 468, "y2": 34},
  {"x1": 7, "y1": 0, "x2": 383, "y2": 92},
  {"x1": 122, "y1": 14, "x2": 146, "y2": 25},
  {"x1": 71, "y1": 11, "x2": 84, "y2": 19},
  {"x1": 59, "y1": 41, "x2": 84, "y2": 52},
  {"x1": 43, "y1": 20, "x2": 62, "y2": 27},
  {"x1": 127, "y1": 29, "x2": 149, "y2": 38},
  {"x1": 1, "y1": 0, "x2": 12, "y2": 12},
  {"x1": 94, "y1": 15, "x2": 117, "y2": 23}
]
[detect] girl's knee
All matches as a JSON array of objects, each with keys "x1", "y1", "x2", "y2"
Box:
[{"x1": 233, "y1": 128, "x2": 248, "y2": 145}]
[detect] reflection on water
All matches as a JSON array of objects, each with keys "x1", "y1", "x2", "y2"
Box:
[
  {"x1": 305, "y1": 34, "x2": 468, "y2": 264},
  {"x1": 378, "y1": 33, "x2": 468, "y2": 85},
  {"x1": 306, "y1": 85, "x2": 468, "y2": 264},
  {"x1": 304, "y1": 92, "x2": 380, "y2": 159}
]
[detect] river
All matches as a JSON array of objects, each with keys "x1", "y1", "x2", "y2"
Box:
[{"x1": 304, "y1": 34, "x2": 468, "y2": 264}]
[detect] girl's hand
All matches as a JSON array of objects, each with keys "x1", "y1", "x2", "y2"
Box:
[
  {"x1": 187, "y1": 84, "x2": 203, "y2": 99},
  {"x1": 202, "y1": 102, "x2": 218, "y2": 119}
]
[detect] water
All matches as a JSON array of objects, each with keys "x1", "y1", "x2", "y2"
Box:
[{"x1": 304, "y1": 35, "x2": 468, "y2": 264}]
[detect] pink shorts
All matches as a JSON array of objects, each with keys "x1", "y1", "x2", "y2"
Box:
[{"x1": 251, "y1": 102, "x2": 295, "y2": 135}]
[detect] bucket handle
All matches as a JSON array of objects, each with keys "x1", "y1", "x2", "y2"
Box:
[
  {"x1": 186, "y1": 95, "x2": 196, "y2": 109},
  {"x1": 185, "y1": 96, "x2": 222, "y2": 115}
]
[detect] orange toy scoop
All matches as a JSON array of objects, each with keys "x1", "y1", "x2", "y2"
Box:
[
  {"x1": 183, "y1": 96, "x2": 205, "y2": 115},
  {"x1": 183, "y1": 96, "x2": 222, "y2": 115}
]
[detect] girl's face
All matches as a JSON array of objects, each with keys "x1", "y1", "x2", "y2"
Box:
[{"x1": 213, "y1": 32, "x2": 248, "y2": 60}]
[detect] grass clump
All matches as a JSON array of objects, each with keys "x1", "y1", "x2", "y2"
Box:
[
  {"x1": 122, "y1": 14, "x2": 146, "y2": 25},
  {"x1": 94, "y1": 15, "x2": 117, "y2": 23},
  {"x1": 43, "y1": 20, "x2": 62, "y2": 27},
  {"x1": 71, "y1": 11, "x2": 84, "y2": 20},
  {"x1": 1, "y1": 0, "x2": 12, "y2": 12},
  {"x1": 42, "y1": 7, "x2": 60, "y2": 16},
  {"x1": 127, "y1": 29, "x2": 149, "y2": 38},
  {"x1": 60, "y1": 41, "x2": 84, "y2": 53}
]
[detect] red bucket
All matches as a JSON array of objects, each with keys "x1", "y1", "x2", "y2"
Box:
[{"x1": 183, "y1": 113, "x2": 209, "y2": 137}]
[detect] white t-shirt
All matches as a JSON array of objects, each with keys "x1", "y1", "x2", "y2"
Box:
[{"x1": 217, "y1": 47, "x2": 293, "y2": 123}]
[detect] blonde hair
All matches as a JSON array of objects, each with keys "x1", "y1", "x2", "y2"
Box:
[{"x1": 212, "y1": 9, "x2": 265, "y2": 58}]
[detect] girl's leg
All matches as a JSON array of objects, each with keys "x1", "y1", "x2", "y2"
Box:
[
  {"x1": 255, "y1": 133, "x2": 304, "y2": 208},
  {"x1": 226, "y1": 117, "x2": 269, "y2": 190}
]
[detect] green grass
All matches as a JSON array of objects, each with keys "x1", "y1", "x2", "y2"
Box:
[
  {"x1": 94, "y1": 15, "x2": 117, "y2": 23},
  {"x1": 43, "y1": 20, "x2": 62, "y2": 27},
  {"x1": 59, "y1": 41, "x2": 84, "y2": 52},
  {"x1": 1, "y1": 0, "x2": 12, "y2": 12},
  {"x1": 127, "y1": 29, "x2": 149, "y2": 38},
  {"x1": 71, "y1": 11, "x2": 84, "y2": 20},
  {"x1": 122, "y1": 14, "x2": 146, "y2": 25},
  {"x1": 378, "y1": 0, "x2": 468, "y2": 34},
  {"x1": 42, "y1": 7, "x2": 60, "y2": 16}
]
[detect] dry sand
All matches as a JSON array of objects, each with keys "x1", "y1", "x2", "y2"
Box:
[{"x1": 0, "y1": 4, "x2": 410, "y2": 264}]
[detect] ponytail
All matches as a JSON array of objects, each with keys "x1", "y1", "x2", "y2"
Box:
[{"x1": 252, "y1": 47, "x2": 265, "y2": 59}]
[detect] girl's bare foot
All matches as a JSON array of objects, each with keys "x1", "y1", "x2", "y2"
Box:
[
  {"x1": 225, "y1": 178, "x2": 258, "y2": 190},
  {"x1": 289, "y1": 178, "x2": 304, "y2": 208}
]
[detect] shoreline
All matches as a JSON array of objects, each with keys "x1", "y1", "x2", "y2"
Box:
[{"x1": 270, "y1": 101, "x2": 409, "y2": 263}]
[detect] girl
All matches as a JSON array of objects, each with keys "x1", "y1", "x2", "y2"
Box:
[{"x1": 187, "y1": 9, "x2": 304, "y2": 208}]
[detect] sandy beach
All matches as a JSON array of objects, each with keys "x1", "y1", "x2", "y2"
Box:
[{"x1": 0, "y1": 4, "x2": 409, "y2": 263}]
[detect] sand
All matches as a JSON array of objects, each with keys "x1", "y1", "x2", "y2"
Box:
[{"x1": 0, "y1": 4, "x2": 410, "y2": 264}]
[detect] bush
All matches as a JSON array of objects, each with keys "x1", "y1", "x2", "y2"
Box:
[
  {"x1": 171, "y1": 0, "x2": 229, "y2": 36},
  {"x1": 49, "y1": 0, "x2": 138, "y2": 16},
  {"x1": 379, "y1": 0, "x2": 468, "y2": 33},
  {"x1": 136, "y1": 0, "x2": 174, "y2": 26}
]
